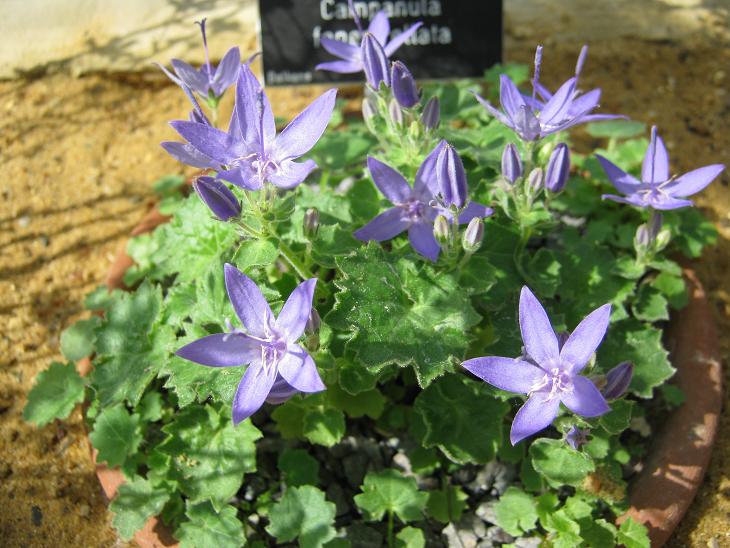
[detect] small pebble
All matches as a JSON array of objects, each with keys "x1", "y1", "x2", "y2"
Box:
[{"x1": 17, "y1": 215, "x2": 30, "y2": 228}]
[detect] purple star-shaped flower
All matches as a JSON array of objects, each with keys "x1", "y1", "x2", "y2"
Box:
[
  {"x1": 473, "y1": 45, "x2": 622, "y2": 141},
  {"x1": 597, "y1": 126, "x2": 725, "y2": 210},
  {"x1": 462, "y1": 286, "x2": 611, "y2": 445},
  {"x1": 166, "y1": 65, "x2": 337, "y2": 190},
  {"x1": 176, "y1": 264, "x2": 325, "y2": 424},
  {"x1": 315, "y1": 6, "x2": 422, "y2": 76},
  {"x1": 157, "y1": 18, "x2": 240, "y2": 101},
  {"x1": 354, "y1": 142, "x2": 492, "y2": 262}
]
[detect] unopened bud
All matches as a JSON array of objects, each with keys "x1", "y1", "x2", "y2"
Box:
[
  {"x1": 527, "y1": 167, "x2": 543, "y2": 194},
  {"x1": 436, "y1": 142, "x2": 467, "y2": 208},
  {"x1": 634, "y1": 224, "x2": 651, "y2": 250},
  {"x1": 501, "y1": 143, "x2": 522, "y2": 184},
  {"x1": 303, "y1": 208, "x2": 320, "y2": 239},
  {"x1": 602, "y1": 361, "x2": 633, "y2": 399},
  {"x1": 362, "y1": 94, "x2": 377, "y2": 123},
  {"x1": 462, "y1": 217, "x2": 484, "y2": 253},
  {"x1": 361, "y1": 33, "x2": 390, "y2": 89},
  {"x1": 193, "y1": 176, "x2": 241, "y2": 221},
  {"x1": 391, "y1": 60, "x2": 420, "y2": 108},
  {"x1": 421, "y1": 96, "x2": 440, "y2": 130},
  {"x1": 433, "y1": 215, "x2": 451, "y2": 248},
  {"x1": 545, "y1": 143, "x2": 570, "y2": 193},
  {"x1": 388, "y1": 98, "x2": 404, "y2": 127},
  {"x1": 304, "y1": 308, "x2": 321, "y2": 352}
]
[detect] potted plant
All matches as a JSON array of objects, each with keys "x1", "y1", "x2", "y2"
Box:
[{"x1": 23, "y1": 8, "x2": 723, "y2": 548}]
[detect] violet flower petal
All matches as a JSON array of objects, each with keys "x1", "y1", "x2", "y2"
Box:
[
  {"x1": 510, "y1": 394, "x2": 560, "y2": 445},
  {"x1": 473, "y1": 92, "x2": 513, "y2": 128},
  {"x1": 232, "y1": 362, "x2": 277, "y2": 425},
  {"x1": 499, "y1": 75, "x2": 526, "y2": 121},
  {"x1": 175, "y1": 333, "x2": 261, "y2": 367},
  {"x1": 595, "y1": 155, "x2": 642, "y2": 194},
  {"x1": 276, "y1": 279, "x2": 317, "y2": 341},
  {"x1": 559, "y1": 303, "x2": 611, "y2": 374},
  {"x1": 278, "y1": 345, "x2": 326, "y2": 393},
  {"x1": 436, "y1": 143, "x2": 468, "y2": 208},
  {"x1": 540, "y1": 77, "x2": 577, "y2": 126},
  {"x1": 642, "y1": 127, "x2": 670, "y2": 184},
  {"x1": 601, "y1": 193, "x2": 648, "y2": 208},
  {"x1": 217, "y1": 165, "x2": 262, "y2": 191},
  {"x1": 408, "y1": 222, "x2": 440, "y2": 262},
  {"x1": 268, "y1": 159, "x2": 318, "y2": 189},
  {"x1": 224, "y1": 263, "x2": 274, "y2": 337},
  {"x1": 519, "y1": 286, "x2": 560, "y2": 366},
  {"x1": 320, "y1": 37, "x2": 359, "y2": 61},
  {"x1": 273, "y1": 89, "x2": 337, "y2": 161},
  {"x1": 648, "y1": 195, "x2": 695, "y2": 210},
  {"x1": 193, "y1": 177, "x2": 241, "y2": 221},
  {"x1": 383, "y1": 22, "x2": 423, "y2": 57},
  {"x1": 161, "y1": 141, "x2": 217, "y2": 169},
  {"x1": 353, "y1": 208, "x2": 409, "y2": 241},
  {"x1": 212, "y1": 46, "x2": 241, "y2": 96},
  {"x1": 413, "y1": 141, "x2": 445, "y2": 197},
  {"x1": 462, "y1": 357, "x2": 545, "y2": 394},
  {"x1": 169, "y1": 120, "x2": 239, "y2": 163},
  {"x1": 171, "y1": 59, "x2": 209, "y2": 96},
  {"x1": 266, "y1": 374, "x2": 299, "y2": 404},
  {"x1": 457, "y1": 202, "x2": 494, "y2": 224},
  {"x1": 367, "y1": 10, "x2": 390, "y2": 44},
  {"x1": 561, "y1": 376, "x2": 610, "y2": 417},
  {"x1": 314, "y1": 60, "x2": 362, "y2": 73},
  {"x1": 665, "y1": 164, "x2": 725, "y2": 198},
  {"x1": 368, "y1": 156, "x2": 413, "y2": 204}
]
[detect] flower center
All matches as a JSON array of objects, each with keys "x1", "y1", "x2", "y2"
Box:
[
  {"x1": 400, "y1": 199, "x2": 425, "y2": 222},
  {"x1": 531, "y1": 367, "x2": 573, "y2": 399},
  {"x1": 234, "y1": 152, "x2": 279, "y2": 183}
]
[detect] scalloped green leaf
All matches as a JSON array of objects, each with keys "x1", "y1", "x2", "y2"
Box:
[
  {"x1": 529, "y1": 438, "x2": 595, "y2": 487},
  {"x1": 327, "y1": 244, "x2": 481, "y2": 387},
  {"x1": 176, "y1": 500, "x2": 245, "y2": 548},
  {"x1": 110, "y1": 476, "x2": 170, "y2": 541},
  {"x1": 267, "y1": 486, "x2": 336, "y2": 548},
  {"x1": 354, "y1": 470, "x2": 427, "y2": 523},
  {"x1": 89, "y1": 404, "x2": 142, "y2": 468},
  {"x1": 23, "y1": 362, "x2": 85, "y2": 426}
]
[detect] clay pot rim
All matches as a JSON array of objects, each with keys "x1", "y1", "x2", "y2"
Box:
[{"x1": 84, "y1": 203, "x2": 722, "y2": 548}]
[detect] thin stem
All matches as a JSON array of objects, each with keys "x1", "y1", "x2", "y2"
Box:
[{"x1": 387, "y1": 509, "x2": 394, "y2": 548}]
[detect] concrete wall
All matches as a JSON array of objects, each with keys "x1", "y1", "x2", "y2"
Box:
[{"x1": 0, "y1": 0, "x2": 727, "y2": 78}]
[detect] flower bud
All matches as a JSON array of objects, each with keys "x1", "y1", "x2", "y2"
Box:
[
  {"x1": 545, "y1": 143, "x2": 570, "y2": 193},
  {"x1": 305, "y1": 308, "x2": 321, "y2": 335},
  {"x1": 526, "y1": 167, "x2": 543, "y2": 194},
  {"x1": 433, "y1": 215, "x2": 452, "y2": 249},
  {"x1": 362, "y1": 94, "x2": 378, "y2": 124},
  {"x1": 361, "y1": 33, "x2": 390, "y2": 89},
  {"x1": 388, "y1": 98, "x2": 404, "y2": 128},
  {"x1": 391, "y1": 61, "x2": 419, "y2": 108},
  {"x1": 193, "y1": 176, "x2": 241, "y2": 221},
  {"x1": 303, "y1": 208, "x2": 320, "y2": 239},
  {"x1": 565, "y1": 426, "x2": 589, "y2": 450},
  {"x1": 436, "y1": 142, "x2": 467, "y2": 208},
  {"x1": 421, "y1": 96, "x2": 440, "y2": 130},
  {"x1": 602, "y1": 361, "x2": 633, "y2": 399},
  {"x1": 501, "y1": 143, "x2": 522, "y2": 184},
  {"x1": 462, "y1": 217, "x2": 484, "y2": 253},
  {"x1": 634, "y1": 224, "x2": 651, "y2": 251}
]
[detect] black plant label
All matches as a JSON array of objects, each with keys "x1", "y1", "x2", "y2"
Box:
[{"x1": 258, "y1": 0, "x2": 502, "y2": 86}]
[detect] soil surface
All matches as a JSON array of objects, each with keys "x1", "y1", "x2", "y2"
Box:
[{"x1": 1, "y1": 36, "x2": 729, "y2": 548}]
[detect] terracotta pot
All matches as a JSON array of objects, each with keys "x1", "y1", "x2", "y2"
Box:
[{"x1": 83, "y1": 205, "x2": 722, "y2": 548}]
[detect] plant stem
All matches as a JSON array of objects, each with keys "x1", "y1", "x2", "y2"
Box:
[{"x1": 387, "y1": 509, "x2": 394, "y2": 548}]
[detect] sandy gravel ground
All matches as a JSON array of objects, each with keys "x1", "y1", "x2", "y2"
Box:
[{"x1": 1, "y1": 36, "x2": 729, "y2": 548}]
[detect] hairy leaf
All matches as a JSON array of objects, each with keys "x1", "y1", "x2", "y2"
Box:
[{"x1": 23, "y1": 362, "x2": 85, "y2": 426}]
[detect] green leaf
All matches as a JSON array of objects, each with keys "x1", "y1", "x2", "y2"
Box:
[
  {"x1": 618, "y1": 517, "x2": 650, "y2": 548},
  {"x1": 158, "y1": 405, "x2": 261, "y2": 510},
  {"x1": 60, "y1": 317, "x2": 100, "y2": 360},
  {"x1": 176, "y1": 500, "x2": 246, "y2": 548},
  {"x1": 599, "y1": 399, "x2": 634, "y2": 434},
  {"x1": 395, "y1": 526, "x2": 425, "y2": 548},
  {"x1": 526, "y1": 248, "x2": 562, "y2": 298},
  {"x1": 632, "y1": 285, "x2": 669, "y2": 322},
  {"x1": 354, "y1": 470, "x2": 427, "y2": 523},
  {"x1": 278, "y1": 448, "x2": 320, "y2": 487},
  {"x1": 91, "y1": 281, "x2": 174, "y2": 407},
  {"x1": 541, "y1": 509, "x2": 582, "y2": 548},
  {"x1": 493, "y1": 487, "x2": 538, "y2": 536},
  {"x1": 23, "y1": 362, "x2": 85, "y2": 426},
  {"x1": 426, "y1": 485, "x2": 468, "y2": 524},
  {"x1": 110, "y1": 476, "x2": 170, "y2": 541},
  {"x1": 266, "y1": 486, "x2": 337, "y2": 548},
  {"x1": 232, "y1": 238, "x2": 278, "y2": 271},
  {"x1": 529, "y1": 438, "x2": 595, "y2": 487},
  {"x1": 597, "y1": 319, "x2": 674, "y2": 398},
  {"x1": 137, "y1": 391, "x2": 163, "y2": 422},
  {"x1": 652, "y1": 271, "x2": 688, "y2": 309},
  {"x1": 328, "y1": 244, "x2": 481, "y2": 387},
  {"x1": 327, "y1": 382, "x2": 385, "y2": 419},
  {"x1": 579, "y1": 518, "x2": 617, "y2": 547},
  {"x1": 303, "y1": 408, "x2": 346, "y2": 447},
  {"x1": 272, "y1": 399, "x2": 306, "y2": 439},
  {"x1": 666, "y1": 207, "x2": 717, "y2": 258},
  {"x1": 413, "y1": 375, "x2": 508, "y2": 464},
  {"x1": 89, "y1": 404, "x2": 142, "y2": 468}
]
